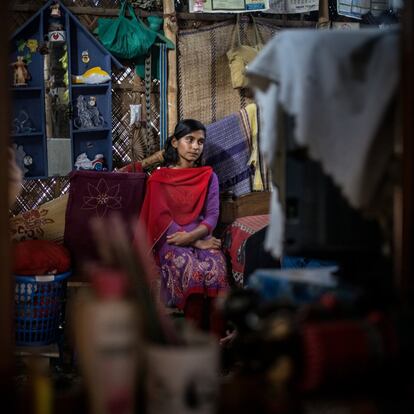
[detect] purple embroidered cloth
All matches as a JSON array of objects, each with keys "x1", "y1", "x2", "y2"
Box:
[
  {"x1": 204, "y1": 112, "x2": 252, "y2": 197},
  {"x1": 64, "y1": 171, "x2": 146, "y2": 266}
]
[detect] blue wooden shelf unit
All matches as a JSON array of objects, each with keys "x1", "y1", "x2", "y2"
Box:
[{"x1": 10, "y1": 0, "x2": 123, "y2": 178}]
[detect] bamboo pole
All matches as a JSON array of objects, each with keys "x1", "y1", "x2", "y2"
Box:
[
  {"x1": 163, "y1": 0, "x2": 178, "y2": 135},
  {"x1": 317, "y1": 0, "x2": 330, "y2": 28}
]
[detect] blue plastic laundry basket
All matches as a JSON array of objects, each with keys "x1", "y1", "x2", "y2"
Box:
[{"x1": 14, "y1": 271, "x2": 71, "y2": 346}]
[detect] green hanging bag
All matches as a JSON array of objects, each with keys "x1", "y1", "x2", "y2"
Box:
[{"x1": 96, "y1": 0, "x2": 157, "y2": 60}]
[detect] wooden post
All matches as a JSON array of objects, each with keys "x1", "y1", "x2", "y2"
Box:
[
  {"x1": 317, "y1": 0, "x2": 330, "y2": 28},
  {"x1": 0, "y1": 0, "x2": 15, "y2": 407},
  {"x1": 163, "y1": 0, "x2": 178, "y2": 135},
  {"x1": 401, "y1": 1, "x2": 414, "y2": 302}
]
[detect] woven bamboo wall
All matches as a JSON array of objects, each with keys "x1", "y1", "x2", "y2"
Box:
[
  {"x1": 10, "y1": 1, "x2": 295, "y2": 216},
  {"x1": 10, "y1": 0, "x2": 161, "y2": 215}
]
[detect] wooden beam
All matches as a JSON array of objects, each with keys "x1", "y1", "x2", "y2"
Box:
[
  {"x1": 11, "y1": 4, "x2": 140, "y2": 16},
  {"x1": 10, "y1": 4, "x2": 315, "y2": 27},
  {"x1": 163, "y1": 0, "x2": 178, "y2": 134}
]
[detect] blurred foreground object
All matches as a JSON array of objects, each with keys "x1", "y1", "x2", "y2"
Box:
[
  {"x1": 247, "y1": 28, "x2": 400, "y2": 258},
  {"x1": 9, "y1": 147, "x2": 22, "y2": 207},
  {"x1": 73, "y1": 267, "x2": 139, "y2": 414},
  {"x1": 73, "y1": 214, "x2": 222, "y2": 414},
  {"x1": 219, "y1": 286, "x2": 414, "y2": 412}
]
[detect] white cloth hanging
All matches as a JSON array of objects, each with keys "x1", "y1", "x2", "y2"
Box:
[{"x1": 247, "y1": 27, "x2": 399, "y2": 258}]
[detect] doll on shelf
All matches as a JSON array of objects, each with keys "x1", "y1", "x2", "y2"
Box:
[
  {"x1": 50, "y1": 2, "x2": 62, "y2": 18},
  {"x1": 11, "y1": 56, "x2": 31, "y2": 86},
  {"x1": 48, "y1": 1, "x2": 64, "y2": 32}
]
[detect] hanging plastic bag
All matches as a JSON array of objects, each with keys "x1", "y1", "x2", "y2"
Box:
[
  {"x1": 226, "y1": 16, "x2": 263, "y2": 89},
  {"x1": 96, "y1": 0, "x2": 157, "y2": 60}
]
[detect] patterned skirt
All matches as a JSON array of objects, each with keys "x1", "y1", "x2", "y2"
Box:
[{"x1": 158, "y1": 243, "x2": 229, "y2": 310}]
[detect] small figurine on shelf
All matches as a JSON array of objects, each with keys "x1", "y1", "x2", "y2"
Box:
[
  {"x1": 26, "y1": 39, "x2": 38, "y2": 54},
  {"x1": 74, "y1": 95, "x2": 105, "y2": 129},
  {"x1": 92, "y1": 154, "x2": 105, "y2": 171},
  {"x1": 13, "y1": 143, "x2": 29, "y2": 176},
  {"x1": 12, "y1": 109, "x2": 36, "y2": 134},
  {"x1": 74, "y1": 153, "x2": 92, "y2": 170},
  {"x1": 74, "y1": 153, "x2": 106, "y2": 171},
  {"x1": 38, "y1": 40, "x2": 50, "y2": 55},
  {"x1": 50, "y1": 1, "x2": 62, "y2": 18},
  {"x1": 87, "y1": 96, "x2": 105, "y2": 126},
  {"x1": 74, "y1": 95, "x2": 93, "y2": 129},
  {"x1": 72, "y1": 67, "x2": 111, "y2": 84},
  {"x1": 11, "y1": 56, "x2": 31, "y2": 86},
  {"x1": 81, "y1": 50, "x2": 90, "y2": 64}
]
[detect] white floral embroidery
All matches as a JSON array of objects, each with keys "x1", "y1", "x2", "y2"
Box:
[{"x1": 81, "y1": 179, "x2": 122, "y2": 217}]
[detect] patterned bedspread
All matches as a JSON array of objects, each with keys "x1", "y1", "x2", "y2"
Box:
[{"x1": 222, "y1": 214, "x2": 270, "y2": 286}]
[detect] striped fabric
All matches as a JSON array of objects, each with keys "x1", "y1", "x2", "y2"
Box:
[{"x1": 204, "y1": 111, "x2": 252, "y2": 196}]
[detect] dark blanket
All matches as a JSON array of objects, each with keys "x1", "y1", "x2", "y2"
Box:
[{"x1": 64, "y1": 170, "x2": 146, "y2": 267}]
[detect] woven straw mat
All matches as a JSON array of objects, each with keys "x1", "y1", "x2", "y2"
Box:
[{"x1": 177, "y1": 20, "x2": 278, "y2": 125}]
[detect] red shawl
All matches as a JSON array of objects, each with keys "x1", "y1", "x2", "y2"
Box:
[{"x1": 139, "y1": 166, "x2": 213, "y2": 251}]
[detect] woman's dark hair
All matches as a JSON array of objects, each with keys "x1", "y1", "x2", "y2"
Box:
[{"x1": 163, "y1": 119, "x2": 206, "y2": 166}]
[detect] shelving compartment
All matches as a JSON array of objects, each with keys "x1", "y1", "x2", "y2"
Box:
[
  {"x1": 10, "y1": 15, "x2": 44, "y2": 88},
  {"x1": 69, "y1": 20, "x2": 111, "y2": 77},
  {"x1": 72, "y1": 129, "x2": 112, "y2": 171},
  {"x1": 14, "y1": 135, "x2": 47, "y2": 178},
  {"x1": 11, "y1": 88, "x2": 44, "y2": 135},
  {"x1": 10, "y1": 0, "x2": 121, "y2": 178},
  {"x1": 71, "y1": 85, "x2": 111, "y2": 132}
]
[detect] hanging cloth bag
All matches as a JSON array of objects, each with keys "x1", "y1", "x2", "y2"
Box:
[
  {"x1": 226, "y1": 16, "x2": 263, "y2": 89},
  {"x1": 96, "y1": 0, "x2": 157, "y2": 60}
]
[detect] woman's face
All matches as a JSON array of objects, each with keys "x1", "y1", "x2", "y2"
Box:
[{"x1": 172, "y1": 129, "x2": 205, "y2": 167}]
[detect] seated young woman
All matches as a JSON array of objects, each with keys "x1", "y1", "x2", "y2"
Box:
[{"x1": 139, "y1": 119, "x2": 229, "y2": 336}]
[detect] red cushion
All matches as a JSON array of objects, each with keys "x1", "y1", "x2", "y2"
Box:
[{"x1": 13, "y1": 240, "x2": 71, "y2": 275}]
